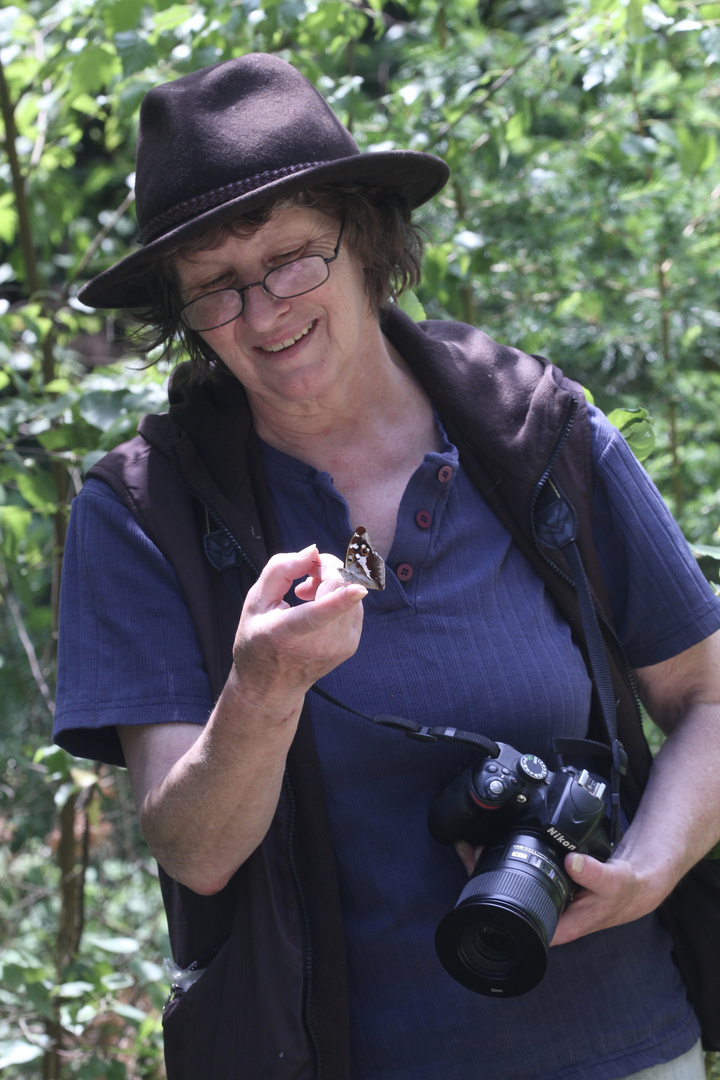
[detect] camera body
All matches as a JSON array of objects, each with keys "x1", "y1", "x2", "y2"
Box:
[{"x1": 429, "y1": 742, "x2": 612, "y2": 997}]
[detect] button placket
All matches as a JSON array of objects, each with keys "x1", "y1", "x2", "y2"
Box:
[{"x1": 390, "y1": 448, "x2": 457, "y2": 590}]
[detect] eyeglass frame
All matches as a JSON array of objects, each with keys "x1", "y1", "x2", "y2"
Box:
[{"x1": 178, "y1": 221, "x2": 345, "y2": 332}]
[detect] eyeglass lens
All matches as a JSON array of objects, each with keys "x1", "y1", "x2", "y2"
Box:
[{"x1": 181, "y1": 246, "x2": 339, "y2": 332}]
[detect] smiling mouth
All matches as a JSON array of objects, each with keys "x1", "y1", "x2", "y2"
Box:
[{"x1": 259, "y1": 321, "x2": 316, "y2": 353}]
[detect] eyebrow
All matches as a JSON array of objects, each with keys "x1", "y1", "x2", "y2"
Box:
[{"x1": 176, "y1": 224, "x2": 338, "y2": 295}]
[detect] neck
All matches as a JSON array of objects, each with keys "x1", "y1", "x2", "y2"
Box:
[
  {"x1": 249, "y1": 330, "x2": 427, "y2": 468},
  {"x1": 247, "y1": 327, "x2": 441, "y2": 557}
]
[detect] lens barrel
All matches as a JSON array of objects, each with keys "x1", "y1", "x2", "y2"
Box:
[{"x1": 435, "y1": 833, "x2": 570, "y2": 996}]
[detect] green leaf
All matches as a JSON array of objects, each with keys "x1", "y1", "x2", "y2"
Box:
[
  {"x1": 55, "y1": 980, "x2": 95, "y2": 998},
  {"x1": 111, "y1": 1001, "x2": 147, "y2": 1023},
  {"x1": 0, "y1": 191, "x2": 18, "y2": 245},
  {"x1": 85, "y1": 934, "x2": 141, "y2": 954},
  {"x1": 104, "y1": 0, "x2": 146, "y2": 33},
  {"x1": 0, "y1": 1042, "x2": 44, "y2": 1067},
  {"x1": 0, "y1": 505, "x2": 33, "y2": 554},
  {"x1": 606, "y1": 408, "x2": 656, "y2": 462},
  {"x1": 626, "y1": 0, "x2": 645, "y2": 37},
  {"x1": 689, "y1": 543, "x2": 720, "y2": 561},
  {"x1": 16, "y1": 469, "x2": 58, "y2": 513},
  {"x1": 1, "y1": 962, "x2": 29, "y2": 991},
  {"x1": 114, "y1": 31, "x2": 157, "y2": 77},
  {"x1": 395, "y1": 291, "x2": 427, "y2": 321},
  {"x1": 34, "y1": 745, "x2": 72, "y2": 775},
  {"x1": 152, "y1": 3, "x2": 198, "y2": 32},
  {"x1": 78, "y1": 390, "x2": 130, "y2": 429},
  {"x1": 71, "y1": 44, "x2": 122, "y2": 95},
  {"x1": 101, "y1": 972, "x2": 135, "y2": 990}
]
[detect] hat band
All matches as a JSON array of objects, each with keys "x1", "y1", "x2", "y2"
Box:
[{"x1": 139, "y1": 160, "x2": 329, "y2": 246}]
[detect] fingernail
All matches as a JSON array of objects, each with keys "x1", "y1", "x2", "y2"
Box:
[{"x1": 571, "y1": 854, "x2": 585, "y2": 874}]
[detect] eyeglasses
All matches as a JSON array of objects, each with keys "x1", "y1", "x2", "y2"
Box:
[{"x1": 179, "y1": 222, "x2": 344, "y2": 332}]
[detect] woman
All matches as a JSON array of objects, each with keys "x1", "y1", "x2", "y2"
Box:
[{"x1": 55, "y1": 53, "x2": 720, "y2": 1080}]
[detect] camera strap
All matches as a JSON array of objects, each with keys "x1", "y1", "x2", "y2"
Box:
[
  {"x1": 309, "y1": 683, "x2": 501, "y2": 757},
  {"x1": 533, "y1": 476, "x2": 627, "y2": 844}
]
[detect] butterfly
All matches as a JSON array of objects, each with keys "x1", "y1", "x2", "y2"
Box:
[{"x1": 339, "y1": 526, "x2": 386, "y2": 591}]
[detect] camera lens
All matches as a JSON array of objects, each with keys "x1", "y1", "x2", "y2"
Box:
[
  {"x1": 459, "y1": 924, "x2": 523, "y2": 973},
  {"x1": 435, "y1": 833, "x2": 570, "y2": 997}
]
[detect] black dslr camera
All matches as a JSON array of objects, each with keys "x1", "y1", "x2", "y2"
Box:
[{"x1": 429, "y1": 742, "x2": 612, "y2": 997}]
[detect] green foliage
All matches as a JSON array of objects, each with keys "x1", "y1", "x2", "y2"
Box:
[
  {"x1": 2, "y1": 0, "x2": 720, "y2": 1075},
  {"x1": 0, "y1": 744, "x2": 166, "y2": 1077},
  {"x1": 606, "y1": 407, "x2": 655, "y2": 462}
]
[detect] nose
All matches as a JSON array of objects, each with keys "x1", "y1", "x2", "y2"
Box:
[{"x1": 241, "y1": 283, "x2": 291, "y2": 329}]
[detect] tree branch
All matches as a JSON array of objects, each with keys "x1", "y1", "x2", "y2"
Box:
[
  {"x1": 433, "y1": 16, "x2": 580, "y2": 142},
  {"x1": 0, "y1": 554, "x2": 55, "y2": 715},
  {"x1": 61, "y1": 189, "x2": 136, "y2": 302}
]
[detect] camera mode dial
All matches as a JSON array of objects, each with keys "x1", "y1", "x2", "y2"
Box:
[{"x1": 518, "y1": 755, "x2": 549, "y2": 783}]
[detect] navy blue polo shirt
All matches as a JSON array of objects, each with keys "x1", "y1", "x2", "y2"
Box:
[{"x1": 55, "y1": 405, "x2": 720, "y2": 1079}]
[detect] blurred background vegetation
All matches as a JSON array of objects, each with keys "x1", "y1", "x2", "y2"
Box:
[{"x1": 1, "y1": 0, "x2": 720, "y2": 1075}]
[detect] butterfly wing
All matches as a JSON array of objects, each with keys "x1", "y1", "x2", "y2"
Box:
[{"x1": 340, "y1": 526, "x2": 386, "y2": 590}]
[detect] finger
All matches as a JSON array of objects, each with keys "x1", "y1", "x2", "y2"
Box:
[
  {"x1": 247, "y1": 545, "x2": 319, "y2": 611},
  {"x1": 454, "y1": 841, "x2": 484, "y2": 877},
  {"x1": 310, "y1": 552, "x2": 344, "y2": 582},
  {"x1": 564, "y1": 853, "x2": 637, "y2": 896},
  {"x1": 551, "y1": 856, "x2": 640, "y2": 946},
  {"x1": 295, "y1": 570, "x2": 355, "y2": 602},
  {"x1": 564, "y1": 852, "x2": 606, "y2": 890},
  {"x1": 285, "y1": 577, "x2": 367, "y2": 632}
]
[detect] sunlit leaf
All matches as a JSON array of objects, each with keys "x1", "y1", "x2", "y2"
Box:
[
  {"x1": 70, "y1": 44, "x2": 122, "y2": 94},
  {"x1": 85, "y1": 934, "x2": 141, "y2": 954},
  {"x1": 104, "y1": 0, "x2": 146, "y2": 33},
  {"x1": 606, "y1": 408, "x2": 656, "y2": 461},
  {"x1": 111, "y1": 1001, "x2": 147, "y2": 1023},
  {"x1": 102, "y1": 972, "x2": 136, "y2": 990},
  {"x1": 0, "y1": 1042, "x2": 44, "y2": 1067},
  {"x1": 55, "y1": 980, "x2": 95, "y2": 998},
  {"x1": 114, "y1": 31, "x2": 157, "y2": 76},
  {"x1": 689, "y1": 543, "x2": 720, "y2": 561}
]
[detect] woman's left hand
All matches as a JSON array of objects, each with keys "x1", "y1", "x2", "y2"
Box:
[
  {"x1": 553, "y1": 628, "x2": 720, "y2": 946},
  {"x1": 550, "y1": 852, "x2": 656, "y2": 945},
  {"x1": 458, "y1": 630, "x2": 720, "y2": 947}
]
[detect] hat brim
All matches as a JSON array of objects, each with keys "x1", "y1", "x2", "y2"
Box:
[{"x1": 78, "y1": 150, "x2": 449, "y2": 309}]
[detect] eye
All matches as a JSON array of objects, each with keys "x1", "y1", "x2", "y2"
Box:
[
  {"x1": 204, "y1": 272, "x2": 234, "y2": 291},
  {"x1": 272, "y1": 245, "x2": 305, "y2": 265},
  {"x1": 186, "y1": 271, "x2": 233, "y2": 300}
]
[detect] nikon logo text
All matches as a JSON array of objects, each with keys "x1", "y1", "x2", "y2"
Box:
[{"x1": 546, "y1": 827, "x2": 577, "y2": 850}]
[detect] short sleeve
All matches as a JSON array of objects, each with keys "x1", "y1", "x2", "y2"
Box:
[
  {"x1": 589, "y1": 405, "x2": 720, "y2": 668},
  {"x1": 54, "y1": 478, "x2": 214, "y2": 766}
]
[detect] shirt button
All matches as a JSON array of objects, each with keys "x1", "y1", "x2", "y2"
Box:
[
  {"x1": 437, "y1": 465, "x2": 453, "y2": 483},
  {"x1": 396, "y1": 563, "x2": 414, "y2": 581},
  {"x1": 415, "y1": 510, "x2": 432, "y2": 529}
]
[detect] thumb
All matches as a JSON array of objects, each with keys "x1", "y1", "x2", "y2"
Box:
[{"x1": 564, "y1": 852, "x2": 605, "y2": 888}]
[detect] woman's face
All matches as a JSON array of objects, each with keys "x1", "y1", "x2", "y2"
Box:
[{"x1": 174, "y1": 206, "x2": 376, "y2": 412}]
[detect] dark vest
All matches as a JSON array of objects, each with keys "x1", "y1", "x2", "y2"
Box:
[{"x1": 90, "y1": 308, "x2": 651, "y2": 1079}]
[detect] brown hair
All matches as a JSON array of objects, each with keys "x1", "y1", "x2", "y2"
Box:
[{"x1": 124, "y1": 184, "x2": 424, "y2": 381}]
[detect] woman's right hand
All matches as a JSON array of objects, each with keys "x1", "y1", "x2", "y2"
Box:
[
  {"x1": 230, "y1": 543, "x2": 366, "y2": 716},
  {"x1": 118, "y1": 544, "x2": 367, "y2": 895}
]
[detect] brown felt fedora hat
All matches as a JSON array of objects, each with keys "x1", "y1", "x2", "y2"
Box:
[{"x1": 78, "y1": 53, "x2": 450, "y2": 309}]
